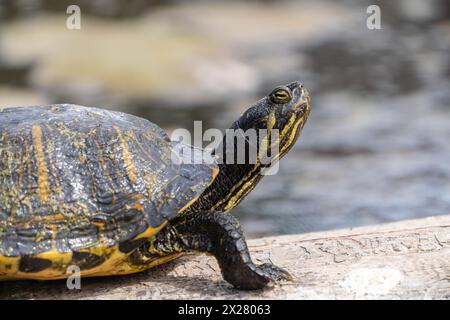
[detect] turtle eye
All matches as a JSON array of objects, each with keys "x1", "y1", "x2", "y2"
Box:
[{"x1": 269, "y1": 88, "x2": 292, "y2": 104}]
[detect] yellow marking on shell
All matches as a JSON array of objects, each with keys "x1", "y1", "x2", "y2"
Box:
[
  {"x1": 0, "y1": 251, "x2": 72, "y2": 280},
  {"x1": 93, "y1": 140, "x2": 106, "y2": 168},
  {"x1": 31, "y1": 125, "x2": 50, "y2": 203},
  {"x1": 121, "y1": 252, "x2": 182, "y2": 274},
  {"x1": 107, "y1": 252, "x2": 181, "y2": 276},
  {"x1": 126, "y1": 130, "x2": 159, "y2": 196},
  {"x1": 33, "y1": 251, "x2": 73, "y2": 278},
  {"x1": 36, "y1": 251, "x2": 73, "y2": 265},
  {"x1": 74, "y1": 245, "x2": 180, "y2": 277},
  {"x1": 0, "y1": 246, "x2": 181, "y2": 280},
  {"x1": 43, "y1": 134, "x2": 63, "y2": 196},
  {"x1": 25, "y1": 213, "x2": 66, "y2": 226},
  {"x1": 43, "y1": 213, "x2": 66, "y2": 222},
  {"x1": 92, "y1": 221, "x2": 106, "y2": 232},
  {"x1": 131, "y1": 203, "x2": 144, "y2": 212},
  {"x1": 128, "y1": 203, "x2": 168, "y2": 241},
  {"x1": 88, "y1": 250, "x2": 180, "y2": 277},
  {"x1": 133, "y1": 221, "x2": 168, "y2": 240},
  {"x1": 0, "y1": 256, "x2": 20, "y2": 278},
  {"x1": 114, "y1": 126, "x2": 138, "y2": 185}
]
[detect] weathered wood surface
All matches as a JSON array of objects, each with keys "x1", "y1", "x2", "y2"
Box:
[{"x1": 1, "y1": 215, "x2": 449, "y2": 300}]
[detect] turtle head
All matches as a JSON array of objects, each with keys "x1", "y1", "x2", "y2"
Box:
[
  {"x1": 234, "y1": 81, "x2": 311, "y2": 164},
  {"x1": 198, "y1": 81, "x2": 311, "y2": 213}
]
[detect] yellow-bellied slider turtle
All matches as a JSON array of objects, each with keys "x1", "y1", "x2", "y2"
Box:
[{"x1": 0, "y1": 81, "x2": 310, "y2": 290}]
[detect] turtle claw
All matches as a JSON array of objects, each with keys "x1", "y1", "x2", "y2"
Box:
[
  {"x1": 228, "y1": 262, "x2": 292, "y2": 290},
  {"x1": 255, "y1": 263, "x2": 293, "y2": 282}
]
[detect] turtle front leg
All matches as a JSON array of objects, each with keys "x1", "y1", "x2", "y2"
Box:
[{"x1": 152, "y1": 211, "x2": 292, "y2": 290}]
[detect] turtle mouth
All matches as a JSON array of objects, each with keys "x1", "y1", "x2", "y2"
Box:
[
  {"x1": 282, "y1": 84, "x2": 310, "y2": 118},
  {"x1": 290, "y1": 97, "x2": 310, "y2": 121},
  {"x1": 292, "y1": 101, "x2": 309, "y2": 117}
]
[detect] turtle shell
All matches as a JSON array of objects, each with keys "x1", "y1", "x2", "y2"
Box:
[{"x1": 0, "y1": 104, "x2": 217, "y2": 267}]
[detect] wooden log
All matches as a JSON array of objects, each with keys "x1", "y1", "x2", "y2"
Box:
[{"x1": 1, "y1": 215, "x2": 449, "y2": 300}]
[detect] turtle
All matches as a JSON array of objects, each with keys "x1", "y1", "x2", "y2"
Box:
[{"x1": 0, "y1": 81, "x2": 310, "y2": 290}]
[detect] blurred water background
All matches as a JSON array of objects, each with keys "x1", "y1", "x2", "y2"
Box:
[{"x1": 0, "y1": 0, "x2": 449, "y2": 238}]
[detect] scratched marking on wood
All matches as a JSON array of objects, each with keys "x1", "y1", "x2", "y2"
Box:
[{"x1": 0, "y1": 215, "x2": 449, "y2": 299}]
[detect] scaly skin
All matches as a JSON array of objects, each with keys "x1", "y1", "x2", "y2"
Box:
[{"x1": 151, "y1": 211, "x2": 292, "y2": 289}]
